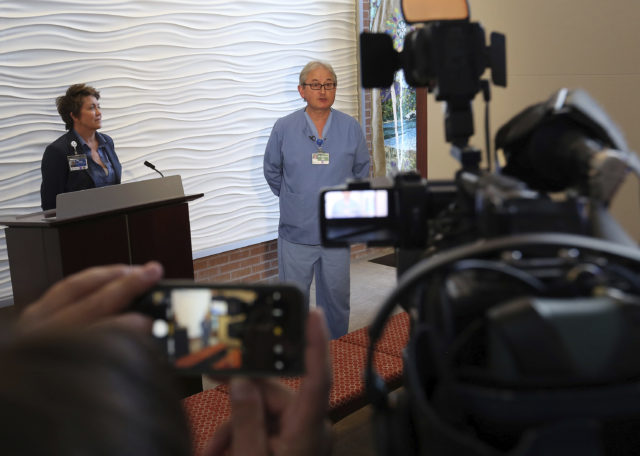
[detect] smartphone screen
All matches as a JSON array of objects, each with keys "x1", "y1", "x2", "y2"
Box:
[{"x1": 135, "y1": 281, "x2": 306, "y2": 377}]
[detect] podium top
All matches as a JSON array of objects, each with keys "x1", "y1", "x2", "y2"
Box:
[
  {"x1": 0, "y1": 176, "x2": 203, "y2": 227},
  {"x1": 56, "y1": 175, "x2": 187, "y2": 219}
]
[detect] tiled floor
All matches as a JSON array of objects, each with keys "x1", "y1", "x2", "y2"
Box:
[{"x1": 333, "y1": 404, "x2": 376, "y2": 456}]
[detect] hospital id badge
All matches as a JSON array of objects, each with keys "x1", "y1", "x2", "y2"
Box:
[
  {"x1": 312, "y1": 152, "x2": 330, "y2": 165},
  {"x1": 68, "y1": 154, "x2": 88, "y2": 171}
]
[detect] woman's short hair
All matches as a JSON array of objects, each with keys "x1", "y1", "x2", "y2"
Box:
[
  {"x1": 56, "y1": 83, "x2": 100, "y2": 130},
  {"x1": 299, "y1": 61, "x2": 338, "y2": 86}
]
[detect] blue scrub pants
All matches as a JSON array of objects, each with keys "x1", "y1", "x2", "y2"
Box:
[{"x1": 278, "y1": 237, "x2": 351, "y2": 339}]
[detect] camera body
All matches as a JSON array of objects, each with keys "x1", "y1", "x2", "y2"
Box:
[{"x1": 321, "y1": 170, "x2": 590, "y2": 253}]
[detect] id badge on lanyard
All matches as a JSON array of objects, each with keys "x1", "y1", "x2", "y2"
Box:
[
  {"x1": 310, "y1": 136, "x2": 329, "y2": 165},
  {"x1": 68, "y1": 154, "x2": 88, "y2": 171},
  {"x1": 67, "y1": 140, "x2": 88, "y2": 171}
]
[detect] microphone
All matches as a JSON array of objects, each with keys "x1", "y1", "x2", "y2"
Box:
[
  {"x1": 497, "y1": 88, "x2": 637, "y2": 204},
  {"x1": 144, "y1": 160, "x2": 165, "y2": 178},
  {"x1": 524, "y1": 119, "x2": 636, "y2": 204}
]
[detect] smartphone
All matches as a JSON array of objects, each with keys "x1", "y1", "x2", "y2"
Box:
[{"x1": 133, "y1": 281, "x2": 306, "y2": 377}]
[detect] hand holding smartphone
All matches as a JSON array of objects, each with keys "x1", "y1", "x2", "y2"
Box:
[{"x1": 133, "y1": 281, "x2": 306, "y2": 377}]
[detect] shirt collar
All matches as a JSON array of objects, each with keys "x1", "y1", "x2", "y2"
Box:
[
  {"x1": 72, "y1": 129, "x2": 105, "y2": 149},
  {"x1": 303, "y1": 108, "x2": 333, "y2": 140}
]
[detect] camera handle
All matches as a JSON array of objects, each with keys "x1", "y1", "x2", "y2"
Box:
[
  {"x1": 395, "y1": 248, "x2": 425, "y2": 283},
  {"x1": 450, "y1": 143, "x2": 482, "y2": 172}
]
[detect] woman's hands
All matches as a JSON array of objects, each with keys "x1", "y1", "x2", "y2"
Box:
[{"x1": 18, "y1": 261, "x2": 164, "y2": 332}]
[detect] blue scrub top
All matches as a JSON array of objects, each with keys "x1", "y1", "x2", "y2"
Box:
[{"x1": 264, "y1": 108, "x2": 370, "y2": 245}]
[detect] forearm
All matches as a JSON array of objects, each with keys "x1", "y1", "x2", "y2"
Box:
[{"x1": 263, "y1": 132, "x2": 283, "y2": 196}]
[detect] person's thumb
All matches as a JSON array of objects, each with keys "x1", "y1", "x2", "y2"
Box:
[{"x1": 229, "y1": 378, "x2": 269, "y2": 456}]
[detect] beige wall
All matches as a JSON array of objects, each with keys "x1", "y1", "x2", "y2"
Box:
[{"x1": 426, "y1": 0, "x2": 640, "y2": 240}]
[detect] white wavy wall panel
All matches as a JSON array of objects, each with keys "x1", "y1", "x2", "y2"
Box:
[{"x1": 0, "y1": 1, "x2": 361, "y2": 302}]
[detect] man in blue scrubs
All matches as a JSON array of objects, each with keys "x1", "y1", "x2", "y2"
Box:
[{"x1": 264, "y1": 61, "x2": 371, "y2": 339}]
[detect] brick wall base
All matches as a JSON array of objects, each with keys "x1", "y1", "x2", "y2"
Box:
[{"x1": 193, "y1": 240, "x2": 391, "y2": 284}]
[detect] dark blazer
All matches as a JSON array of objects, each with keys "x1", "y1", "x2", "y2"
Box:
[{"x1": 40, "y1": 130, "x2": 122, "y2": 210}]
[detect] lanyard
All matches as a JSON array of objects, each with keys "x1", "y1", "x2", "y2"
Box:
[
  {"x1": 309, "y1": 135, "x2": 325, "y2": 151},
  {"x1": 304, "y1": 109, "x2": 332, "y2": 152}
]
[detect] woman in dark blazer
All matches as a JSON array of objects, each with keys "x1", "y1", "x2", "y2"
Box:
[{"x1": 40, "y1": 83, "x2": 122, "y2": 210}]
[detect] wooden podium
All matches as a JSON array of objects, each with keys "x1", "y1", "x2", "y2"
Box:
[{"x1": 0, "y1": 176, "x2": 203, "y2": 310}]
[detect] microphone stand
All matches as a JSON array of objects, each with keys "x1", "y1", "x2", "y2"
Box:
[{"x1": 144, "y1": 160, "x2": 165, "y2": 177}]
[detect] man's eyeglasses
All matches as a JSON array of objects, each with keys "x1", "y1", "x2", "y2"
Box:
[{"x1": 303, "y1": 82, "x2": 337, "y2": 90}]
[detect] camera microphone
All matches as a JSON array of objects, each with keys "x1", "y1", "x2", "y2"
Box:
[
  {"x1": 522, "y1": 119, "x2": 634, "y2": 204},
  {"x1": 144, "y1": 160, "x2": 165, "y2": 178},
  {"x1": 360, "y1": 33, "x2": 400, "y2": 88},
  {"x1": 498, "y1": 89, "x2": 637, "y2": 204}
]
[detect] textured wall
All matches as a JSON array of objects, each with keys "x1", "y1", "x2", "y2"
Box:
[{"x1": 0, "y1": 0, "x2": 361, "y2": 302}]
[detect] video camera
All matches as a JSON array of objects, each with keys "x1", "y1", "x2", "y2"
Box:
[
  {"x1": 322, "y1": 2, "x2": 639, "y2": 258},
  {"x1": 319, "y1": 1, "x2": 640, "y2": 455}
]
